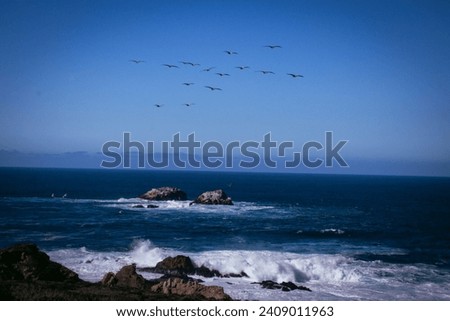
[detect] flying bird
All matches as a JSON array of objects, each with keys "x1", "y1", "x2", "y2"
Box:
[
  {"x1": 154, "y1": 104, "x2": 164, "y2": 108},
  {"x1": 224, "y1": 50, "x2": 238, "y2": 55},
  {"x1": 162, "y1": 64, "x2": 179, "y2": 68},
  {"x1": 257, "y1": 70, "x2": 275, "y2": 74},
  {"x1": 236, "y1": 66, "x2": 250, "y2": 70},
  {"x1": 216, "y1": 73, "x2": 230, "y2": 77},
  {"x1": 182, "y1": 82, "x2": 195, "y2": 86},
  {"x1": 183, "y1": 103, "x2": 195, "y2": 107},
  {"x1": 264, "y1": 45, "x2": 282, "y2": 49},
  {"x1": 129, "y1": 59, "x2": 145, "y2": 64},
  {"x1": 287, "y1": 73, "x2": 304, "y2": 78},
  {"x1": 205, "y1": 86, "x2": 222, "y2": 91},
  {"x1": 180, "y1": 61, "x2": 200, "y2": 66},
  {"x1": 202, "y1": 67, "x2": 215, "y2": 72}
]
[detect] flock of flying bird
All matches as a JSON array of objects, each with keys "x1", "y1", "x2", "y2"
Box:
[{"x1": 129, "y1": 45, "x2": 304, "y2": 108}]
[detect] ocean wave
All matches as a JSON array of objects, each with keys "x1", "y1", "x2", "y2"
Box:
[
  {"x1": 48, "y1": 240, "x2": 360, "y2": 283},
  {"x1": 46, "y1": 239, "x2": 450, "y2": 300},
  {"x1": 3, "y1": 196, "x2": 280, "y2": 215},
  {"x1": 295, "y1": 229, "x2": 346, "y2": 237},
  {"x1": 101, "y1": 198, "x2": 276, "y2": 213},
  {"x1": 320, "y1": 228, "x2": 345, "y2": 235}
]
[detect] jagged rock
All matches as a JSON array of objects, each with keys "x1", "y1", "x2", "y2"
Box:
[
  {"x1": 253, "y1": 280, "x2": 312, "y2": 292},
  {"x1": 101, "y1": 272, "x2": 115, "y2": 285},
  {"x1": 101, "y1": 264, "x2": 146, "y2": 289},
  {"x1": 152, "y1": 255, "x2": 196, "y2": 275},
  {"x1": 191, "y1": 189, "x2": 233, "y2": 205},
  {"x1": 194, "y1": 265, "x2": 222, "y2": 278},
  {"x1": 150, "y1": 277, "x2": 231, "y2": 300},
  {"x1": 139, "y1": 187, "x2": 187, "y2": 201},
  {"x1": 0, "y1": 243, "x2": 79, "y2": 282},
  {"x1": 146, "y1": 204, "x2": 159, "y2": 208}
]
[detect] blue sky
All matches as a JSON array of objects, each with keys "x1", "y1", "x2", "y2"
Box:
[{"x1": 0, "y1": 0, "x2": 449, "y2": 175}]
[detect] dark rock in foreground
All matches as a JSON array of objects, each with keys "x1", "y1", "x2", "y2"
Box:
[
  {"x1": 151, "y1": 277, "x2": 231, "y2": 300},
  {"x1": 139, "y1": 187, "x2": 187, "y2": 201},
  {"x1": 0, "y1": 243, "x2": 79, "y2": 283},
  {"x1": 0, "y1": 244, "x2": 231, "y2": 301},
  {"x1": 190, "y1": 189, "x2": 233, "y2": 205},
  {"x1": 253, "y1": 280, "x2": 312, "y2": 292},
  {"x1": 101, "y1": 264, "x2": 146, "y2": 289}
]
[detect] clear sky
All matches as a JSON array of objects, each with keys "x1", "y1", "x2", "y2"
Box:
[{"x1": 0, "y1": 0, "x2": 449, "y2": 175}]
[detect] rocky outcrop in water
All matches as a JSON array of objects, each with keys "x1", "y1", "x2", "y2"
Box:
[
  {"x1": 190, "y1": 189, "x2": 233, "y2": 205},
  {"x1": 143, "y1": 255, "x2": 247, "y2": 278},
  {"x1": 139, "y1": 187, "x2": 187, "y2": 201},
  {"x1": 131, "y1": 204, "x2": 159, "y2": 209},
  {"x1": 152, "y1": 255, "x2": 196, "y2": 274},
  {"x1": 253, "y1": 280, "x2": 312, "y2": 292}
]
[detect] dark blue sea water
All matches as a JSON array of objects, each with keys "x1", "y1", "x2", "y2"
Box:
[{"x1": 1, "y1": 167, "x2": 449, "y2": 300}]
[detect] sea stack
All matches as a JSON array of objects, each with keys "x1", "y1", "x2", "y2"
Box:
[
  {"x1": 139, "y1": 187, "x2": 187, "y2": 201},
  {"x1": 191, "y1": 189, "x2": 233, "y2": 205}
]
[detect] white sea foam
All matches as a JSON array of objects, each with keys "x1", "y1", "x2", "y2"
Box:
[
  {"x1": 47, "y1": 239, "x2": 450, "y2": 300},
  {"x1": 320, "y1": 228, "x2": 345, "y2": 235},
  {"x1": 98, "y1": 198, "x2": 276, "y2": 214},
  {"x1": 128, "y1": 239, "x2": 174, "y2": 266}
]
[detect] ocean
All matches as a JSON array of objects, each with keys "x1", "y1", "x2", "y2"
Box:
[{"x1": 0, "y1": 167, "x2": 449, "y2": 300}]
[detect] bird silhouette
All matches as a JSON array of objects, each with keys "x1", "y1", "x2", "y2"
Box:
[
  {"x1": 224, "y1": 50, "x2": 238, "y2": 55},
  {"x1": 264, "y1": 45, "x2": 282, "y2": 49},
  {"x1": 216, "y1": 73, "x2": 230, "y2": 77},
  {"x1": 287, "y1": 73, "x2": 304, "y2": 78},
  {"x1": 180, "y1": 61, "x2": 200, "y2": 66},
  {"x1": 129, "y1": 59, "x2": 145, "y2": 64},
  {"x1": 182, "y1": 82, "x2": 195, "y2": 86},
  {"x1": 162, "y1": 64, "x2": 179, "y2": 68},
  {"x1": 257, "y1": 70, "x2": 275, "y2": 74},
  {"x1": 205, "y1": 86, "x2": 222, "y2": 91},
  {"x1": 183, "y1": 103, "x2": 195, "y2": 107},
  {"x1": 202, "y1": 67, "x2": 215, "y2": 72},
  {"x1": 236, "y1": 66, "x2": 250, "y2": 70},
  {"x1": 154, "y1": 104, "x2": 164, "y2": 108}
]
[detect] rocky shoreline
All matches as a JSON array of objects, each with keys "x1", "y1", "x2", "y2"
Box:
[
  {"x1": 1, "y1": 243, "x2": 312, "y2": 300},
  {"x1": 0, "y1": 244, "x2": 231, "y2": 300}
]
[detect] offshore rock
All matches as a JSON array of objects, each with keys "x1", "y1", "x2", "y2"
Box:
[
  {"x1": 253, "y1": 280, "x2": 312, "y2": 292},
  {"x1": 152, "y1": 255, "x2": 196, "y2": 275},
  {"x1": 139, "y1": 187, "x2": 187, "y2": 201},
  {"x1": 144, "y1": 255, "x2": 247, "y2": 278},
  {"x1": 131, "y1": 204, "x2": 159, "y2": 209},
  {"x1": 191, "y1": 189, "x2": 233, "y2": 205}
]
